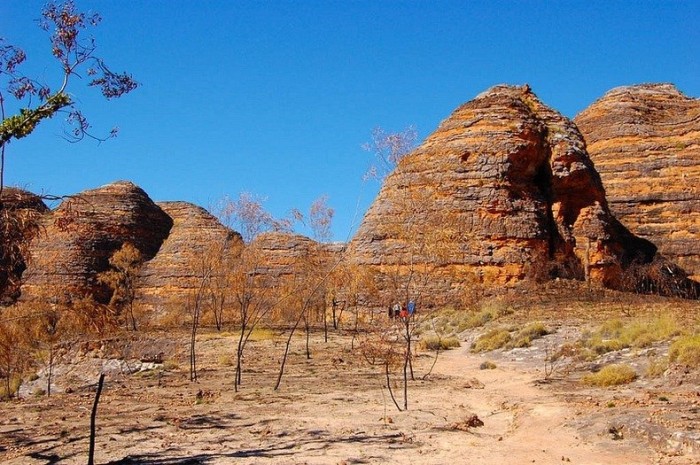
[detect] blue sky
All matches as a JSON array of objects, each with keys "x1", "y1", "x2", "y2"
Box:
[{"x1": 2, "y1": 1, "x2": 698, "y2": 241}]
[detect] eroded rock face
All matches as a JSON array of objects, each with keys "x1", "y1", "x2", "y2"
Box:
[
  {"x1": 250, "y1": 232, "x2": 327, "y2": 278},
  {"x1": 0, "y1": 188, "x2": 49, "y2": 304},
  {"x1": 20, "y1": 181, "x2": 172, "y2": 305},
  {"x1": 135, "y1": 201, "x2": 242, "y2": 314},
  {"x1": 575, "y1": 84, "x2": 700, "y2": 280},
  {"x1": 347, "y1": 85, "x2": 698, "y2": 306}
]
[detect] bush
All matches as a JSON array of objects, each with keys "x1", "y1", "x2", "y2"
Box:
[
  {"x1": 418, "y1": 336, "x2": 460, "y2": 351},
  {"x1": 479, "y1": 360, "x2": 497, "y2": 370},
  {"x1": 507, "y1": 322, "x2": 550, "y2": 349},
  {"x1": 582, "y1": 364, "x2": 637, "y2": 387},
  {"x1": 669, "y1": 334, "x2": 700, "y2": 367},
  {"x1": 471, "y1": 328, "x2": 511, "y2": 353}
]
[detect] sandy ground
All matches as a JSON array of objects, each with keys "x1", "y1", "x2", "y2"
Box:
[{"x1": 1, "y1": 328, "x2": 698, "y2": 465}]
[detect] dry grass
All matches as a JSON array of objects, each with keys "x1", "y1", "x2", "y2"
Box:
[
  {"x1": 582, "y1": 364, "x2": 637, "y2": 387},
  {"x1": 507, "y1": 322, "x2": 550, "y2": 349},
  {"x1": 0, "y1": 375, "x2": 22, "y2": 400},
  {"x1": 418, "y1": 335, "x2": 460, "y2": 351},
  {"x1": 471, "y1": 328, "x2": 511, "y2": 353},
  {"x1": 479, "y1": 360, "x2": 497, "y2": 370},
  {"x1": 669, "y1": 334, "x2": 700, "y2": 367},
  {"x1": 582, "y1": 315, "x2": 681, "y2": 355}
]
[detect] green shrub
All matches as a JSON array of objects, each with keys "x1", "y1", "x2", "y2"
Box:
[
  {"x1": 582, "y1": 364, "x2": 637, "y2": 387},
  {"x1": 418, "y1": 336, "x2": 460, "y2": 351},
  {"x1": 471, "y1": 328, "x2": 511, "y2": 353},
  {"x1": 669, "y1": 334, "x2": 700, "y2": 367}
]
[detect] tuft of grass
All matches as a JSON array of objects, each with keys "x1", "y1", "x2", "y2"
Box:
[
  {"x1": 470, "y1": 328, "x2": 511, "y2": 353},
  {"x1": 248, "y1": 327, "x2": 277, "y2": 341},
  {"x1": 582, "y1": 316, "x2": 681, "y2": 355},
  {"x1": 162, "y1": 359, "x2": 180, "y2": 371},
  {"x1": 669, "y1": 334, "x2": 700, "y2": 367},
  {"x1": 418, "y1": 336, "x2": 460, "y2": 351},
  {"x1": 645, "y1": 358, "x2": 669, "y2": 378},
  {"x1": 479, "y1": 360, "x2": 497, "y2": 370},
  {"x1": 582, "y1": 364, "x2": 637, "y2": 387},
  {"x1": 462, "y1": 310, "x2": 495, "y2": 330},
  {"x1": 507, "y1": 322, "x2": 550, "y2": 349},
  {"x1": 218, "y1": 354, "x2": 234, "y2": 366}
]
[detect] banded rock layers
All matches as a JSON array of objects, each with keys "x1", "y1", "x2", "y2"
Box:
[
  {"x1": 347, "y1": 85, "x2": 698, "y2": 306},
  {"x1": 19, "y1": 181, "x2": 173, "y2": 305},
  {"x1": 575, "y1": 84, "x2": 700, "y2": 280}
]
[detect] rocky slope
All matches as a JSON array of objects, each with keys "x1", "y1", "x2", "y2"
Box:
[
  {"x1": 19, "y1": 181, "x2": 172, "y2": 305},
  {"x1": 347, "y1": 85, "x2": 698, "y2": 306},
  {"x1": 575, "y1": 84, "x2": 700, "y2": 280}
]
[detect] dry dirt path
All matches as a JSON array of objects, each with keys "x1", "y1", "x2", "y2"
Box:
[{"x1": 0, "y1": 333, "x2": 689, "y2": 464}]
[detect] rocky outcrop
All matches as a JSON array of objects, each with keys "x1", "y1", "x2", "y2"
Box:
[
  {"x1": 250, "y1": 232, "x2": 329, "y2": 278},
  {"x1": 575, "y1": 84, "x2": 700, "y2": 280},
  {"x1": 135, "y1": 201, "x2": 242, "y2": 314},
  {"x1": 347, "y1": 85, "x2": 698, "y2": 306},
  {"x1": 0, "y1": 188, "x2": 49, "y2": 304},
  {"x1": 20, "y1": 181, "x2": 172, "y2": 305}
]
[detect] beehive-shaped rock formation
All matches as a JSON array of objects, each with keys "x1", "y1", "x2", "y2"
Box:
[
  {"x1": 20, "y1": 181, "x2": 172, "y2": 304},
  {"x1": 347, "y1": 85, "x2": 698, "y2": 306},
  {"x1": 575, "y1": 84, "x2": 700, "y2": 280},
  {"x1": 135, "y1": 201, "x2": 242, "y2": 314}
]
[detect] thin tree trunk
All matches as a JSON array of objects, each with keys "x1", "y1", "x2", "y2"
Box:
[
  {"x1": 304, "y1": 314, "x2": 311, "y2": 360},
  {"x1": 87, "y1": 373, "x2": 105, "y2": 465},
  {"x1": 47, "y1": 345, "x2": 54, "y2": 397},
  {"x1": 332, "y1": 300, "x2": 338, "y2": 330},
  {"x1": 385, "y1": 361, "x2": 402, "y2": 412},
  {"x1": 189, "y1": 307, "x2": 199, "y2": 382},
  {"x1": 323, "y1": 305, "x2": 328, "y2": 343},
  {"x1": 274, "y1": 308, "x2": 306, "y2": 391},
  {"x1": 234, "y1": 317, "x2": 246, "y2": 392}
]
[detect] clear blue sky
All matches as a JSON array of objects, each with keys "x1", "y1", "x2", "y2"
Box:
[{"x1": 2, "y1": 1, "x2": 698, "y2": 241}]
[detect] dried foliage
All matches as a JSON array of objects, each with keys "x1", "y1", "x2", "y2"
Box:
[
  {"x1": 98, "y1": 243, "x2": 144, "y2": 331},
  {"x1": 582, "y1": 364, "x2": 637, "y2": 387},
  {"x1": 0, "y1": 190, "x2": 46, "y2": 304},
  {"x1": 362, "y1": 126, "x2": 418, "y2": 181}
]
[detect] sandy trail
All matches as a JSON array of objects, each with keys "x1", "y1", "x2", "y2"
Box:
[{"x1": 0, "y1": 333, "x2": 681, "y2": 464}]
